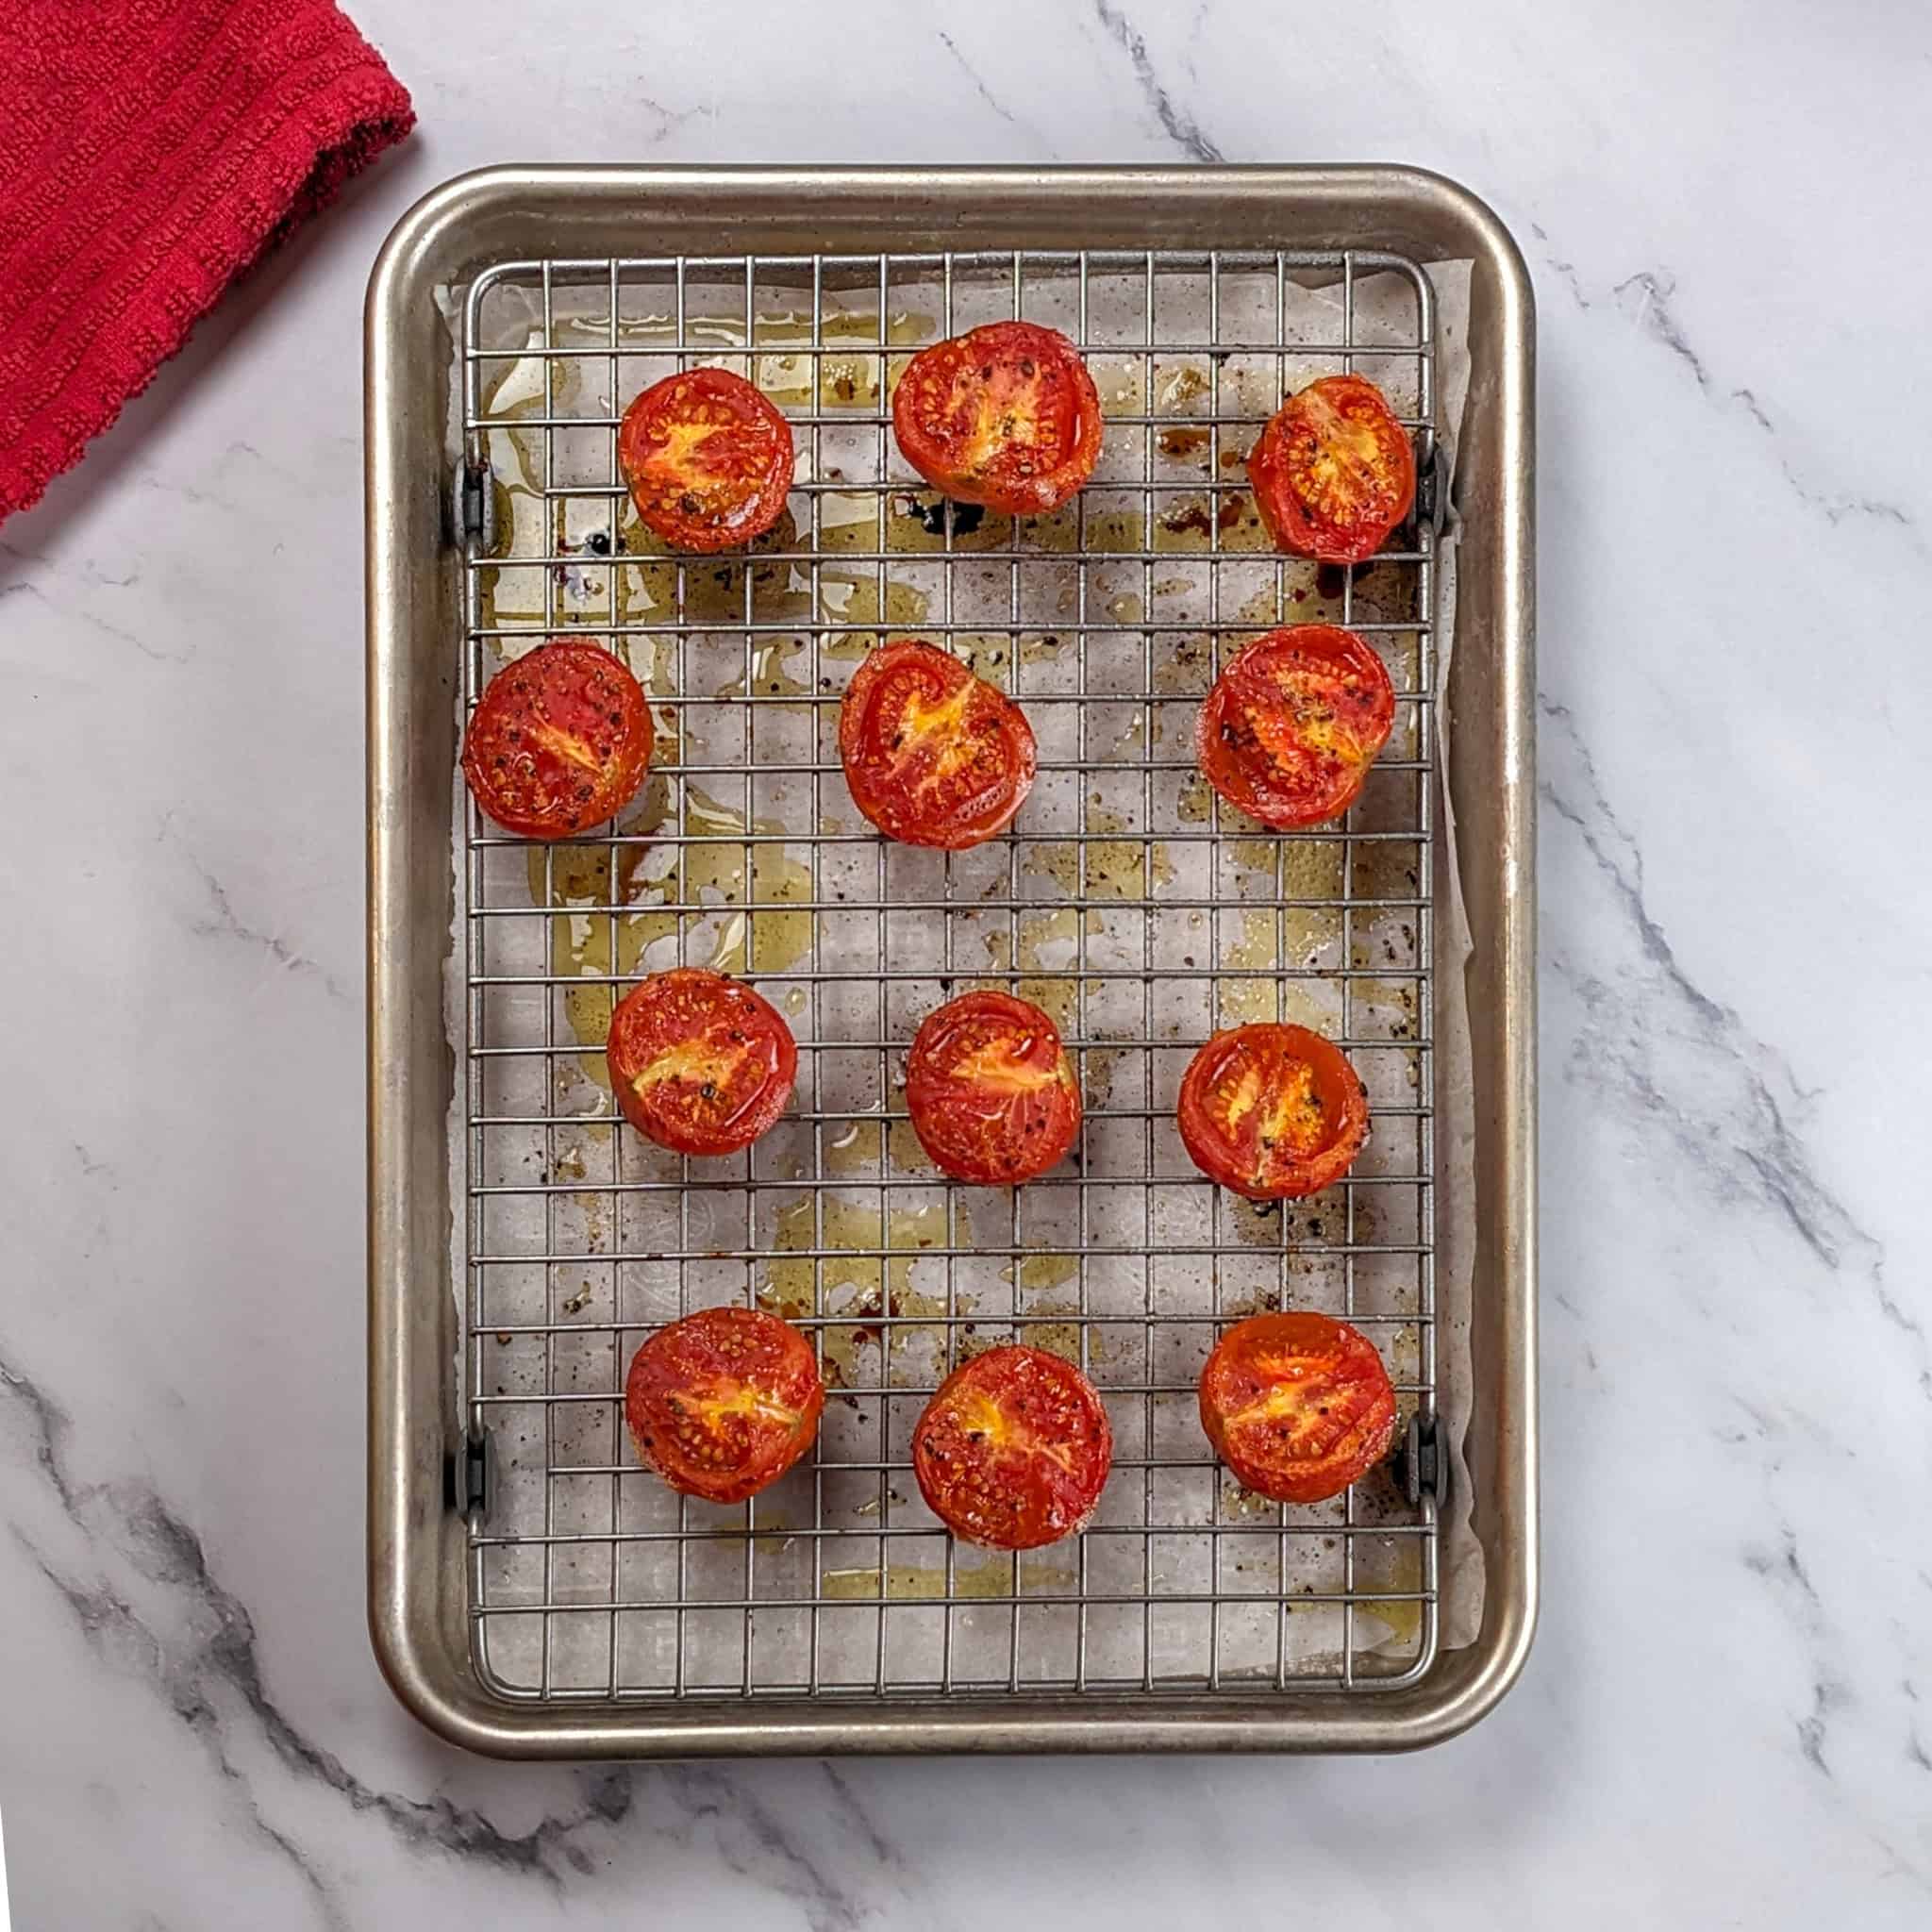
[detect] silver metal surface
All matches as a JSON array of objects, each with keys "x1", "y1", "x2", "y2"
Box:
[{"x1": 368, "y1": 166, "x2": 1537, "y2": 1756}]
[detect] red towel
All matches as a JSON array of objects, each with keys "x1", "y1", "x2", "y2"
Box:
[{"x1": 0, "y1": 0, "x2": 413, "y2": 525}]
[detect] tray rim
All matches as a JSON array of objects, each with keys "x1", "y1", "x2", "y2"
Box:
[{"x1": 366, "y1": 161, "x2": 1537, "y2": 1757}]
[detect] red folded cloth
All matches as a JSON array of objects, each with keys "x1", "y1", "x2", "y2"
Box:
[{"x1": 0, "y1": 0, "x2": 413, "y2": 525}]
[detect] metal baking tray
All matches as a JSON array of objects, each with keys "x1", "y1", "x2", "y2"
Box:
[{"x1": 367, "y1": 165, "x2": 1535, "y2": 1756}]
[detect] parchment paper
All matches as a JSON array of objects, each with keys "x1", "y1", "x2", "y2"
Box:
[
  {"x1": 1422, "y1": 262, "x2": 1485, "y2": 1648},
  {"x1": 438, "y1": 251, "x2": 1487, "y2": 1691}
]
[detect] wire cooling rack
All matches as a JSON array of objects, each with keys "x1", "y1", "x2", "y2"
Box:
[{"x1": 457, "y1": 245, "x2": 1441, "y2": 1703}]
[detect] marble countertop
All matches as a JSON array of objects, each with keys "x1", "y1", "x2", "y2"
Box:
[{"x1": 4, "y1": 4, "x2": 1929, "y2": 1925}]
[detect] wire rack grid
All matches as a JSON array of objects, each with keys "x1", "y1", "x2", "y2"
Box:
[{"x1": 456, "y1": 242, "x2": 1441, "y2": 1705}]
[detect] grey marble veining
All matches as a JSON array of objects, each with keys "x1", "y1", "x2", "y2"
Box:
[{"x1": 3, "y1": 2, "x2": 1930, "y2": 1925}]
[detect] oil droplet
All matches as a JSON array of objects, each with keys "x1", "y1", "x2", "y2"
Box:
[
  {"x1": 1352, "y1": 1537, "x2": 1425, "y2": 1653},
  {"x1": 1017, "y1": 1321, "x2": 1084, "y2": 1359},
  {"x1": 1280, "y1": 888, "x2": 1344, "y2": 970},
  {"x1": 820, "y1": 1557, "x2": 1073, "y2": 1601},
  {"x1": 1013, "y1": 1251, "x2": 1080, "y2": 1295},
  {"x1": 1158, "y1": 364, "x2": 1210, "y2": 408},
  {"x1": 680, "y1": 784, "x2": 815, "y2": 977},
  {"x1": 1227, "y1": 833, "x2": 1278, "y2": 874},
  {"x1": 1217, "y1": 908, "x2": 1282, "y2": 1026},
  {"x1": 822, "y1": 1120, "x2": 877, "y2": 1177},
  {"x1": 1274, "y1": 982, "x2": 1344, "y2": 1032},
  {"x1": 757, "y1": 1195, "x2": 973, "y2": 1326},
  {"x1": 1027, "y1": 838, "x2": 1174, "y2": 903},
  {"x1": 815, "y1": 574, "x2": 935, "y2": 659},
  {"x1": 713, "y1": 638, "x2": 816, "y2": 703},
  {"x1": 525, "y1": 805, "x2": 679, "y2": 1090}
]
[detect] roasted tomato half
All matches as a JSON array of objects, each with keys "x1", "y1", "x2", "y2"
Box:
[
  {"x1": 625, "y1": 1306, "x2": 824, "y2": 1504},
  {"x1": 891, "y1": 321, "x2": 1104, "y2": 515},
  {"x1": 617, "y1": 367, "x2": 794, "y2": 552},
  {"x1": 1195, "y1": 625, "x2": 1395, "y2": 830},
  {"x1": 912, "y1": 1345, "x2": 1112, "y2": 1550},
  {"x1": 1176, "y1": 1023, "x2": 1368, "y2": 1201},
  {"x1": 606, "y1": 968, "x2": 797, "y2": 1157},
  {"x1": 1199, "y1": 1312, "x2": 1396, "y2": 1504},
  {"x1": 839, "y1": 640, "x2": 1036, "y2": 849},
  {"x1": 1247, "y1": 374, "x2": 1417, "y2": 564},
  {"x1": 906, "y1": 991, "x2": 1081, "y2": 1186},
  {"x1": 461, "y1": 640, "x2": 653, "y2": 840}
]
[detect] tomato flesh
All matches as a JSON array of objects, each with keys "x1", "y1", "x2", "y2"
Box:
[
  {"x1": 606, "y1": 968, "x2": 797, "y2": 1157},
  {"x1": 907, "y1": 991, "x2": 1081, "y2": 1185},
  {"x1": 912, "y1": 1345, "x2": 1112, "y2": 1549},
  {"x1": 625, "y1": 1306, "x2": 824, "y2": 1504},
  {"x1": 461, "y1": 640, "x2": 653, "y2": 840},
  {"x1": 839, "y1": 640, "x2": 1036, "y2": 848},
  {"x1": 1196, "y1": 625, "x2": 1395, "y2": 830},
  {"x1": 618, "y1": 367, "x2": 794, "y2": 552},
  {"x1": 1247, "y1": 374, "x2": 1416, "y2": 564},
  {"x1": 892, "y1": 322, "x2": 1104, "y2": 515},
  {"x1": 1176, "y1": 1023, "x2": 1368, "y2": 1200},
  {"x1": 1198, "y1": 1312, "x2": 1396, "y2": 1504}
]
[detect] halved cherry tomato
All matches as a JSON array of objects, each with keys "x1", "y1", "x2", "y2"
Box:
[
  {"x1": 912, "y1": 1345, "x2": 1112, "y2": 1550},
  {"x1": 1196, "y1": 625, "x2": 1395, "y2": 830},
  {"x1": 1247, "y1": 374, "x2": 1416, "y2": 564},
  {"x1": 460, "y1": 639, "x2": 653, "y2": 839},
  {"x1": 839, "y1": 640, "x2": 1036, "y2": 849},
  {"x1": 606, "y1": 968, "x2": 797, "y2": 1156},
  {"x1": 892, "y1": 322, "x2": 1103, "y2": 515},
  {"x1": 617, "y1": 367, "x2": 794, "y2": 552},
  {"x1": 1198, "y1": 1311, "x2": 1396, "y2": 1504},
  {"x1": 906, "y1": 991, "x2": 1081, "y2": 1185},
  {"x1": 625, "y1": 1306, "x2": 824, "y2": 1504},
  {"x1": 1176, "y1": 1023, "x2": 1368, "y2": 1200}
]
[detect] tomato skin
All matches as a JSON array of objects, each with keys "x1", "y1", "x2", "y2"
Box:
[
  {"x1": 892, "y1": 322, "x2": 1104, "y2": 515},
  {"x1": 460, "y1": 640, "x2": 653, "y2": 840},
  {"x1": 606, "y1": 968, "x2": 797, "y2": 1157},
  {"x1": 625, "y1": 1306, "x2": 824, "y2": 1505},
  {"x1": 912, "y1": 1346, "x2": 1113, "y2": 1550},
  {"x1": 1176, "y1": 1023, "x2": 1368, "y2": 1201},
  {"x1": 1247, "y1": 374, "x2": 1417, "y2": 564},
  {"x1": 906, "y1": 991, "x2": 1082, "y2": 1185},
  {"x1": 617, "y1": 367, "x2": 794, "y2": 553},
  {"x1": 839, "y1": 640, "x2": 1036, "y2": 849},
  {"x1": 1196, "y1": 625, "x2": 1395, "y2": 830},
  {"x1": 1198, "y1": 1312, "x2": 1396, "y2": 1504}
]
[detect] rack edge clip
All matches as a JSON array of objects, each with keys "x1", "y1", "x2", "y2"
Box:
[{"x1": 448, "y1": 1426, "x2": 496, "y2": 1524}]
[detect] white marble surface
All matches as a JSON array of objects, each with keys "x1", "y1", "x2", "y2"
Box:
[{"x1": 4, "y1": 3, "x2": 1930, "y2": 1925}]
